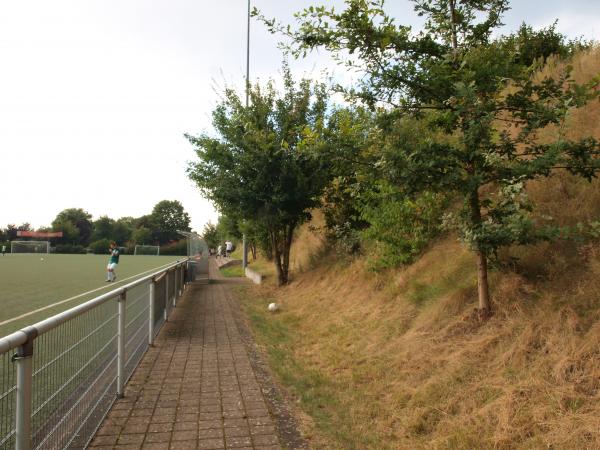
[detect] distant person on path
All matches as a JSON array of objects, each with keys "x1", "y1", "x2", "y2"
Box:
[
  {"x1": 225, "y1": 241, "x2": 233, "y2": 257},
  {"x1": 217, "y1": 244, "x2": 222, "y2": 258},
  {"x1": 106, "y1": 241, "x2": 120, "y2": 282},
  {"x1": 1, "y1": 245, "x2": 5, "y2": 255}
]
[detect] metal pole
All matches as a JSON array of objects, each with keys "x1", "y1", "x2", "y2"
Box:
[
  {"x1": 242, "y1": 233, "x2": 247, "y2": 268},
  {"x1": 164, "y1": 273, "x2": 169, "y2": 321},
  {"x1": 117, "y1": 292, "x2": 126, "y2": 398},
  {"x1": 242, "y1": 0, "x2": 250, "y2": 269},
  {"x1": 15, "y1": 327, "x2": 36, "y2": 450},
  {"x1": 149, "y1": 281, "x2": 155, "y2": 346},
  {"x1": 173, "y1": 269, "x2": 178, "y2": 308}
]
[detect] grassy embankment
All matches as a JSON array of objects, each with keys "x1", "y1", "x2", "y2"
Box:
[{"x1": 236, "y1": 48, "x2": 600, "y2": 449}]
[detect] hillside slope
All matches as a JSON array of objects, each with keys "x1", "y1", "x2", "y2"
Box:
[{"x1": 239, "y1": 48, "x2": 600, "y2": 449}]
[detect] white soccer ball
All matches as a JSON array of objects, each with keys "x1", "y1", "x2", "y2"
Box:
[
  {"x1": 268, "y1": 302, "x2": 279, "y2": 312},
  {"x1": 40, "y1": 258, "x2": 44, "y2": 261}
]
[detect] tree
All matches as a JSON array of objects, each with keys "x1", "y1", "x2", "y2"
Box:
[
  {"x1": 92, "y1": 216, "x2": 115, "y2": 242},
  {"x1": 260, "y1": 0, "x2": 600, "y2": 314},
  {"x1": 52, "y1": 208, "x2": 93, "y2": 245},
  {"x1": 5, "y1": 224, "x2": 17, "y2": 241},
  {"x1": 201, "y1": 222, "x2": 219, "y2": 250},
  {"x1": 150, "y1": 200, "x2": 191, "y2": 244},
  {"x1": 113, "y1": 218, "x2": 133, "y2": 245},
  {"x1": 131, "y1": 227, "x2": 153, "y2": 245},
  {"x1": 186, "y1": 67, "x2": 329, "y2": 285}
]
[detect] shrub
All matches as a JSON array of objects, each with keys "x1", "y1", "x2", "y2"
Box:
[
  {"x1": 55, "y1": 244, "x2": 86, "y2": 254},
  {"x1": 360, "y1": 186, "x2": 447, "y2": 270},
  {"x1": 160, "y1": 240, "x2": 187, "y2": 256},
  {"x1": 88, "y1": 239, "x2": 111, "y2": 254}
]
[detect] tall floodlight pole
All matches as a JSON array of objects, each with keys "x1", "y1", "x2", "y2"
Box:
[{"x1": 242, "y1": 0, "x2": 250, "y2": 269}]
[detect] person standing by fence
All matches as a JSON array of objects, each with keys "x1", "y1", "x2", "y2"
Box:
[{"x1": 106, "y1": 241, "x2": 120, "y2": 282}]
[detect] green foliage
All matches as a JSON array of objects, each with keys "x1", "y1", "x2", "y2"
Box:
[
  {"x1": 319, "y1": 107, "x2": 378, "y2": 254},
  {"x1": 52, "y1": 208, "x2": 93, "y2": 246},
  {"x1": 91, "y1": 216, "x2": 114, "y2": 242},
  {"x1": 360, "y1": 185, "x2": 447, "y2": 270},
  {"x1": 159, "y1": 239, "x2": 187, "y2": 256},
  {"x1": 201, "y1": 222, "x2": 219, "y2": 249},
  {"x1": 131, "y1": 227, "x2": 152, "y2": 245},
  {"x1": 186, "y1": 65, "x2": 330, "y2": 284},
  {"x1": 88, "y1": 239, "x2": 111, "y2": 255},
  {"x1": 151, "y1": 200, "x2": 191, "y2": 244},
  {"x1": 259, "y1": 0, "x2": 600, "y2": 308},
  {"x1": 52, "y1": 220, "x2": 80, "y2": 245},
  {"x1": 502, "y1": 22, "x2": 591, "y2": 68},
  {"x1": 54, "y1": 244, "x2": 86, "y2": 254}
]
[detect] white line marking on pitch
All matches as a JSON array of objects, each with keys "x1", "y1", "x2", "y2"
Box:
[{"x1": 0, "y1": 261, "x2": 178, "y2": 327}]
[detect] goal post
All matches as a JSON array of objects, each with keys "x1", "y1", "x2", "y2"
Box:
[
  {"x1": 11, "y1": 240, "x2": 50, "y2": 254},
  {"x1": 134, "y1": 245, "x2": 160, "y2": 256}
]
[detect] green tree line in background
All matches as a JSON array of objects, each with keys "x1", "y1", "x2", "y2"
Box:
[
  {"x1": 188, "y1": 0, "x2": 600, "y2": 316},
  {"x1": 0, "y1": 200, "x2": 191, "y2": 255}
]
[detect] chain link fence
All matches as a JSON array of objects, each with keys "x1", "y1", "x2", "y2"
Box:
[{"x1": 0, "y1": 260, "x2": 190, "y2": 450}]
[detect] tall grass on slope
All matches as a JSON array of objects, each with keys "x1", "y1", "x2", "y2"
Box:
[
  {"x1": 240, "y1": 234, "x2": 600, "y2": 449},
  {"x1": 238, "y1": 48, "x2": 600, "y2": 449}
]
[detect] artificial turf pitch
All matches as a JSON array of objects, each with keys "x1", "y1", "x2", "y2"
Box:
[{"x1": 0, "y1": 253, "x2": 182, "y2": 336}]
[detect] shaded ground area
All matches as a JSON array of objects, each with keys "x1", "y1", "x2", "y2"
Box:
[{"x1": 89, "y1": 259, "x2": 307, "y2": 449}]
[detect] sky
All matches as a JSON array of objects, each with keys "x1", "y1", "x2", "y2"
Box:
[{"x1": 1, "y1": 0, "x2": 599, "y2": 232}]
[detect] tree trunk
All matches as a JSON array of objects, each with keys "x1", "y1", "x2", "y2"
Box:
[
  {"x1": 469, "y1": 189, "x2": 491, "y2": 316},
  {"x1": 281, "y1": 223, "x2": 295, "y2": 284},
  {"x1": 476, "y1": 250, "x2": 491, "y2": 313},
  {"x1": 269, "y1": 224, "x2": 295, "y2": 286},
  {"x1": 250, "y1": 243, "x2": 257, "y2": 261},
  {"x1": 270, "y1": 230, "x2": 285, "y2": 286}
]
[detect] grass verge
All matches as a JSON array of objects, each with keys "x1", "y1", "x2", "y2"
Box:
[{"x1": 219, "y1": 265, "x2": 245, "y2": 277}]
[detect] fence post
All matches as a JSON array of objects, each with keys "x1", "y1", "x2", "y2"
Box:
[
  {"x1": 15, "y1": 327, "x2": 36, "y2": 450},
  {"x1": 149, "y1": 280, "x2": 155, "y2": 346},
  {"x1": 173, "y1": 269, "x2": 177, "y2": 308},
  {"x1": 164, "y1": 273, "x2": 169, "y2": 321},
  {"x1": 117, "y1": 292, "x2": 126, "y2": 398}
]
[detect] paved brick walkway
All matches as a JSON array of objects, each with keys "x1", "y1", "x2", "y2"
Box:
[{"x1": 88, "y1": 261, "x2": 282, "y2": 450}]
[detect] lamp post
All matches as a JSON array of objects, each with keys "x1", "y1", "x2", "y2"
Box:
[{"x1": 242, "y1": 0, "x2": 250, "y2": 269}]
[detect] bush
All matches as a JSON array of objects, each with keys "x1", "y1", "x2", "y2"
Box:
[
  {"x1": 88, "y1": 239, "x2": 111, "y2": 254},
  {"x1": 360, "y1": 186, "x2": 447, "y2": 270},
  {"x1": 160, "y1": 240, "x2": 187, "y2": 256},
  {"x1": 55, "y1": 244, "x2": 86, "y2": 254}
]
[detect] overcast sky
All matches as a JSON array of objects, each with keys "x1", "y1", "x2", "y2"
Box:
[{"x1": 1, "y1": 1, "x2": 599, "y2": 232}]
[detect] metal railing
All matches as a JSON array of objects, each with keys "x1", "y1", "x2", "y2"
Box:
[{"x1": 0, "y1": 259, "x2": 191, "y2": 450}]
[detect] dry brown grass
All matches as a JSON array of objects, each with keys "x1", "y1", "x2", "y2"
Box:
[
  {"x1": 249, "y1": 235, "x2": 600, "y2": 449},
  {"x1": 239, "y1": 48, "x2": 600, "y2": 449}
]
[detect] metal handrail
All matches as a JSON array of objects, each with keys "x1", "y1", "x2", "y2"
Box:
[
  {"x1": 0, "y1": 259, "x2": 187, "y2": 354},
  {"x1": 0, "y1": 258, "x2": 191, "y2": 450}
]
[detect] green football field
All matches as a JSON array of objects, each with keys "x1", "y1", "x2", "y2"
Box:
[{"x1": 0, "y1": 253, "x2": 183, "y2": 337}]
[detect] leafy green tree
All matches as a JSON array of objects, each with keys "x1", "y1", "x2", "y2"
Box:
[
  {"x1": 131, "y1": 227, "x2": 153, "y2": 245},
  {"x1": 186, "y1": 67, "x2": 329, "y2": 285},
  {"x1": 261, "y1": 0, "x2": 600, "y2": 314},
  {"x1": 92, "y1": 216, "x2": 115, "y2": 242},
  {"x1": 113, "y1": 218, "x2": 133, "y2": 245},
  {"x1": 503, "y1": 21, "x2": 590, "y2": 68},
  {"x1": 52, "y1": 220, "x2": 79, "y2": 245},
  {"x1": 150, "y1": 200, "x2": 191, "y2": 244},
  {"x1": 4, "y1": 224, "x2": 17, "y2": 241},
  {"x1": 89, "y1": 238, "x2": 111, "y2": 254},
  {"x1": 201, "y1": 222, "x2": 219, "y2": 250},
  {"x1": 52, "y1": 208, "x2": 93, "y2": 245}
]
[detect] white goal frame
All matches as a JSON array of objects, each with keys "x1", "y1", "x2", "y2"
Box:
[
  {"x1": 134, "y1": 244, "x2": 160, "y2": 256},
  {"x1": 11, "y1": 240, "x2": 50, "y2": 254}
]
